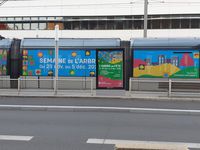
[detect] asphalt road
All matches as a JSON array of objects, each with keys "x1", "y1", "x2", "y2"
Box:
[
  {"x1": 0, "y1": 109, "x2": 200, "y2": 150},
  {"x1": 1, "y1": 96, "x2": 200, "y2": 110}
]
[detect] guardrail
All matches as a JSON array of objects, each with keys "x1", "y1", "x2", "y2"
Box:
[
  {"x1": 129, "y1": 78, "x2": 200, "y2": 97},
  {"x1": 0, "y1": 77, "x2": 95, "y2": 96},
  {"x1": 18, "y1": 77, "x2": 94, "y2": 96}
]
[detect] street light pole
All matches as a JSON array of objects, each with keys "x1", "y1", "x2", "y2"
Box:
[{"x1": 144, "y1": 0, "x2": 148, "y2": 38}]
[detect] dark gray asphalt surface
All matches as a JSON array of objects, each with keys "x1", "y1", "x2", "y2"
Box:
[
  {"x1": 1, "y1": 96, "x2": 200, "y2": 110},
  {"x1": 0, "y1": 110, "x2": 200, "y2": 150}
]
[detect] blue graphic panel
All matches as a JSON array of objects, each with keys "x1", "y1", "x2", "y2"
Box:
[{"x1": 22, "y1": 49, "x2": 96, "y2": 77}]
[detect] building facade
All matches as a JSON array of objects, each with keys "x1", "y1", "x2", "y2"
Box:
[{"x1": 0, "y1": 0, "x2": 200, "y2": 40}]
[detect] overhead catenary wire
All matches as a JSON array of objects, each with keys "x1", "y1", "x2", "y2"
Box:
[{"x1": 1, "y1": 0, "x2": 200, "y2": 8}]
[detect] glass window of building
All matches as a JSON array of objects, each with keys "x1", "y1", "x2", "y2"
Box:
[
  {"x1": 0, "y1": 23, "x2": 8, "y2": 30},
  {"x1": 134, "y1": 20, "x2": 143, "y2": 29},
  {"x1": 7, "y1": 17, "x2": 14, "y2": 21},
  {"x1": 55, "y1": 17, "x2": 63, "y2": 21},
  {"x1": 39, "y1": 23, "x2": 47, "y2": 30},
  {"x1": 39, "y1": 17, "x2": 47, "y2": 21},
  {"x1": 72, "y1": 21, "x2": 80, "y2": 30},
  {"x1": 7, "y1": 23, "x2": 14, "y2": 30},
  {"x1": 31, "y1": 17, "x2": 39, "y2": 21},
  {"x1": 80, "y1": 21, "x2": 89, "y2": 30},
  {"x1": 31, "y1": 23, "x2": 39, "y2": 30},
  {"x1": 107, "y1": 21, "x2": 115, "y2": 29},
  {"x1": 151, "y1": 20, "x2": 161, "y2": 29},
  {"x1": 23, "y1": 17, "x2": 31, "y2": 21},
  {"x1": 148, "y1": 20, "x2": 152, "y2": 29},
  {"x1": 171, "y1": 19, "x2": 180, "y2": 28},
  {"x1": 15, "y1": 17, "x2": 22, "y2": 21},
  {"x1": 0, "y1": 18, "x2": 7, "y2": 21},
  {"x1": 161, "y1": 19, "x2": 171, "y2": 29},
  {"x1": 15, "y1": 23, "x2": 22, "y2": 30},
  {"x1": 89, "y1": 21, "x2": 98, "y2": 30},
  {"x1": 181, "y1": 19, "x2": 190, "y2": 28},
  {"x1": 98, "y1": 21, "x2": 107, "y2": 29},
  {"x1": 47, "y1": 17, "x2": 55, "y2": 21},
  {"x1": 55, "y1": 23, "x2": 64, "y2": 30},
  {"x1": 115, "y1": 20, "x2": 123, "y2": 29},
  {"x1": 47, "y1": 22, "x2": 55, "y2": 30},
  {"x1": 64, "y1": 21, "x2": 72, "y2": 30},
  {"x1": 124, "y1": 16, "x2": 132, "y2": 29},
  {"x1": 23, "y1": 23, "x2": 30, "y2": 30},
  {"x1": 191, "y1": 19, "x2": 199, "y2": 28}
]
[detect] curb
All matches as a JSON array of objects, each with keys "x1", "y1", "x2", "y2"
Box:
[{"x1": 0, "y1": 94, "x2": 200, "y2": 102}]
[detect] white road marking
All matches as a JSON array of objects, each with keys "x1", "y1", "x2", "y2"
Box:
[
  {"x1": 0, "y1": 135, "x2": 33, "y2": 141},
  {"x1": 0, "y1": 105, "x2": 200, "y2": 114},
  {"x1": 86, "y1": 139, "x2": 200, "y2": 149}
]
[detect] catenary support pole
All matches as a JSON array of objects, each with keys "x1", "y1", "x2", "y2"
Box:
[{"x1": 144, "y1": 0, "x2": 148, "y2": 38}]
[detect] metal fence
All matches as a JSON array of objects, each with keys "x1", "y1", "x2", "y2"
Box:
[
  {"x1": 129, "y1": 78, "x2": 200, "y2": 97},
  {"x1": 0, "y1": 77, "x2": 95, "y2": 96}
]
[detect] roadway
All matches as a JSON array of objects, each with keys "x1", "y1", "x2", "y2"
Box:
[{"x1": 0, "y1": 97, "x2": 200, "y2": 150}]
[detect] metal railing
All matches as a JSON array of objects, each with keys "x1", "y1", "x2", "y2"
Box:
[
  {"x1": 17, "y1": 78, "x2": 94, "y2": 95},
  {"x1": 129, "y1": 78, "x2": 200, "y2": 97}
]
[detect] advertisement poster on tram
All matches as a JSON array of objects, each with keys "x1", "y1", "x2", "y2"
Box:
[
  {"x1": 133, "y1": 49, "x2": 199, "y2": 78},
  {"x1": 97, "y1": 50, "x2": 124, "y2": 89},
  {"x1": 22, "y1": 49, "x2": 96, "y2": 77},
  {"x1": 0, "y1": 49, "x2": 8, "y2": 76}
]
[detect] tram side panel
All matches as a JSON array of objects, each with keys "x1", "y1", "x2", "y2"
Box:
[
  {"x1": 133, "y1": 49, "x2": 199, "y2": 78},
  {"x1": 21, "y1": 48, "x2": 96, "y2": 89}
]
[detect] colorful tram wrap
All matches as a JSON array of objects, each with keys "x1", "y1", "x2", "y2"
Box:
[
  {"x1": 133, "y1": 49, "x2": 199, "y2": 78},
  {"x1": 2, "y1": 37, "x2": 200, "y2": 89},
  {"x1": 22, "y1": 49, "x2": 96, "y2": 77}
]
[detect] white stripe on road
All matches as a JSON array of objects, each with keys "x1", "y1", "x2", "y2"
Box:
[
  {"x1": 87, "y1": 139, "x2": 200, "y2": 149},
  {"x1": 0, "y1": 105, "x2": 200, "y2": 114},
  {"x1": 0, "y1": 135, "x2": 33, "y2": 141}
]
